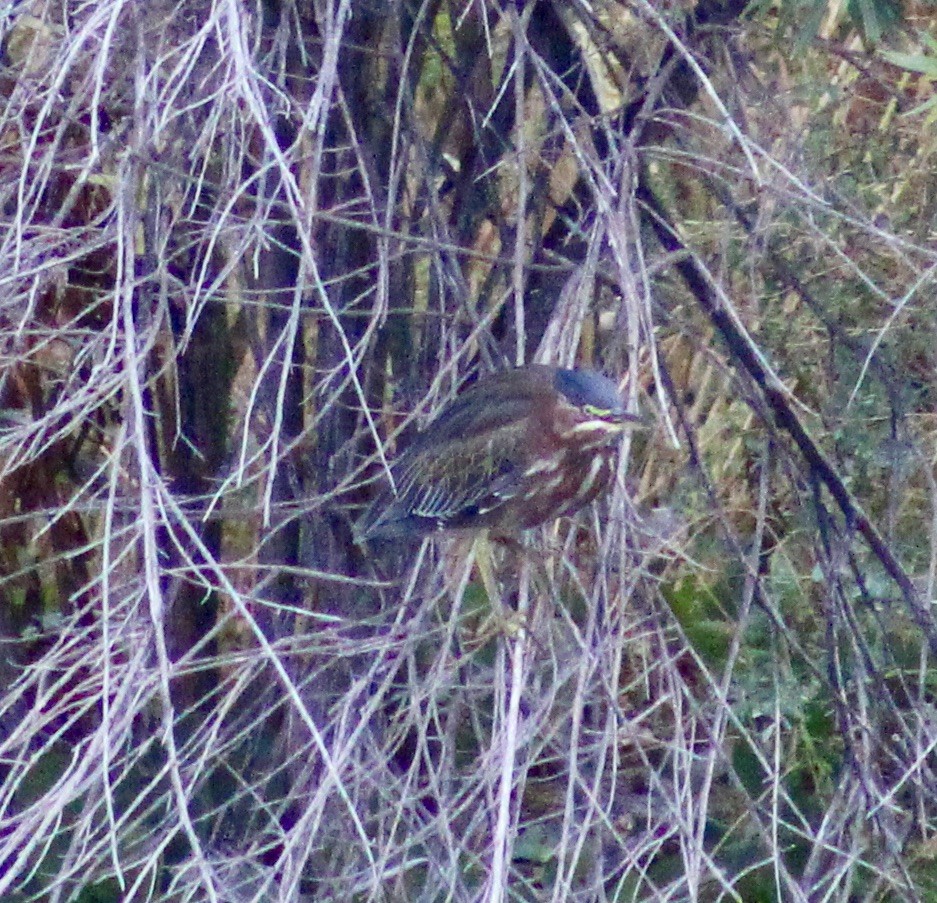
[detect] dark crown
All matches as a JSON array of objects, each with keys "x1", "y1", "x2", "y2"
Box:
[{"x1": 553, "y1": 368, "x2": 625, "y2": 417}]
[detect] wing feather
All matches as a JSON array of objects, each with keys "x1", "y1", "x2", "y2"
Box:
[{"x1": 393, "y1": 415, "x2": 530, "y2": 522}]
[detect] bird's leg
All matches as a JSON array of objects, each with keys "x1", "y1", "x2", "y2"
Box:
[
  {"x1": 468, "y1": 530, "x2": 531, "y2": 644},
  {"x1": 473, "y1": 530, "x2": 502, "y2": 614},
  {"x1": 443, "y1": 532, "x2": 528, "y2": 646},
  {"x1": 458, "y1": 531, "x2": 505, "y2": 646},
  {"x1": 439, "y1": 533, "x2": 497, "y2": 640}
]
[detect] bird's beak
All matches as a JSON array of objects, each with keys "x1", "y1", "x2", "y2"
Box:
[{"x1": 618, "y1": 409, "x2": 650, "y2": 430}]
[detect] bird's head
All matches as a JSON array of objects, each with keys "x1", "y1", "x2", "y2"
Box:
[{"x1": 552, "y1": 368, "x2": 644, "y2": 446}]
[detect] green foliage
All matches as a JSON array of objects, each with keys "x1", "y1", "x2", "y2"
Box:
[
  {"x1": 73, "y1": 880, "x2": 123, "y2": 903},
  {"x1": 882, "y1": 32, "x2": 937, "y2": 120},
  {"x1": 665, "y1": 573, "x2": 737, "y2": 666},
  {"x1": 846, "y1": 0, "x2": 903, "y2": 43},
  {"x1": 761, "y1": 0, "x2": 904, "y2": 45}
]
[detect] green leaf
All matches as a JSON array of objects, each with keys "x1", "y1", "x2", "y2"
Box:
[
  {"x1": 794, "y1": 1, "x2": 830, "y2": 52},
  {"x1": 514, "y1": 825, "x2": 554, "y2": 864},
  {"x1": 881, "y1": 50, "x2": 937, "y2": 78},
  {"x1": 847, "y1": 0, "x2": 902, "y2": 43}
]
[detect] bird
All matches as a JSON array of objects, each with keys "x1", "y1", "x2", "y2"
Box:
[{"x1": 355, "y1": 364, "x2": 644, "y2": 543}]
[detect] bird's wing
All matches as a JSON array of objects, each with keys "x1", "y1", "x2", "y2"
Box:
[
  {"x1": 357, "y1": 369, "x2": 557, "y2": 539},
  {"x1": 394, "y1": 415, "x2": 531, "y2": 521},
  {"x1": 403, "y1": 371, "x2": 552, "y2": 454}
]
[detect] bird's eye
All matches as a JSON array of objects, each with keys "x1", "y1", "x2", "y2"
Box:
[{"x1": 583, "y1": 404, "x2": 612, "y2": 418}]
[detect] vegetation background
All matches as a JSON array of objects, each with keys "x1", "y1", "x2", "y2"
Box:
[{"x1": 1, "y1": 0, "x2": 937, "y2": 899}]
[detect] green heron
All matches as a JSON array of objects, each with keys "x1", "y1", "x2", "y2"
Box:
[{"x1": 356, "y1": 364, "x2": 643, "y2": 543}]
